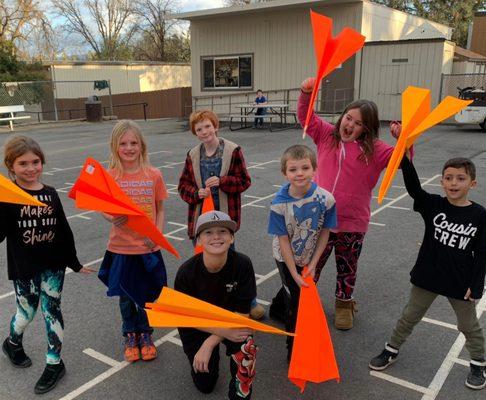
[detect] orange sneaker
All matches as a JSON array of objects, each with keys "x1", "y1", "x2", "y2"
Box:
[
  {"x1": 140, "y1": 333, "x2": 157, "y2": 361},
  {"x1": 124, "y1": 333, "x2": 140, "y2": 363}
]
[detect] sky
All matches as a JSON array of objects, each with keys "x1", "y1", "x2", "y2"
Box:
[{"x1": 179, "y1": 0, "x2": 226, "y2": 12}]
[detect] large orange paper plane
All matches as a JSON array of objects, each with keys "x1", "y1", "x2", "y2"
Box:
[
  {"x1": 377, "y1": 87, "x2": 473, "y2": 203},
  {"x1": 146, "y1": 287, "x2": 293, "y2": 336},
  {"x1": 303, "y1": 10, "x2": 365, "y2": 138},
  {"x1": 68, "y1": 157, "x2": 179, "y2": 258},
  {"x1": 0, "y1": 173, "x2": 46, "y2": 206},
  {"x1": 288, "y1": 271, "x2": 339, "y2": 392},
  {"x1": 194, "y1": 194, "x2": 215, "y2": 255}
]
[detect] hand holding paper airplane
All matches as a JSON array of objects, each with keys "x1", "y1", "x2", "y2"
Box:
[
  {"x1": 377, "y1": 87, "x2": 473, "y2": 203},
  {"x1": 68, "y1": 157, "x2": 179, "y2": 258},
  {"x1": 303, "y1": 10, "x2": 365, "y2": 138}
]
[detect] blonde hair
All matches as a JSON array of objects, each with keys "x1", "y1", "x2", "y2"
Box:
[
  {"x1": 280, "y1": 144, "x2": 317, "y2": 174},
  {"x1": 108, "y1": 120, "x2": 151, "y2": 178},
  {"x1": 189, "y1": 110, "x2": 219, "y2": 135},
  {"x1": 4, "y1": 135, "x2": 45, "y2": 180}
]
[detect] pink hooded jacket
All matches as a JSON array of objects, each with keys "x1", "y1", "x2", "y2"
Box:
[{"x1": 298, "y1": 92, "x2": 396, "y2": 233}]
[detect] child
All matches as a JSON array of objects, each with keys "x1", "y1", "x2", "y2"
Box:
[
  {"x1": 98, "y1": 120, "x2": 168, "y2": 363},
  {"x1": 0, "y1": 136, "x2": 91, "y2": 394},
  {"x1": 369, "y1": 155, "x2": 486, "y2": 390},
  {"x1": 289, "y1": 76, "x2": 403, "y2": 330},
  {"x1": 268, "y1": 144, "x2": 337, "y2": 360},
  {"x1": 175, "y1": 210, "x2": 257, "y2": 400},
  {"x1": 178, "y1": 110, "x2": 264, "y2": 320},
  {"x1": 253, "y1": 89, "x2": 267, "y2": 129}
]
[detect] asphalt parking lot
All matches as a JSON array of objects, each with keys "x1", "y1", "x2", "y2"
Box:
[{"x1": 0, "y1": 118, "x2": 485, "y2": 400}]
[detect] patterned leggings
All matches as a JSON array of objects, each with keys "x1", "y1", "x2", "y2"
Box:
[
  {"x1": 314, "y1": 232, "x2": 365, "y2": 300},
  {"x1": 10, "y1": 269, "x2": 65, "y2": 364}
]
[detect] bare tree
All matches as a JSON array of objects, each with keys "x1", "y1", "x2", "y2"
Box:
[
  {"x1": 51, "y1": 0, "x2": 139, "y2": 60},
  {"x1": 0, "y1": 0, "x2": 54, "y2": 57},
  {"x1": 224, "y1": 0, "x2": 273, "y2": 5},
  {"x1": 131, "y1": 0, "x2": 180, "y2": 61}
]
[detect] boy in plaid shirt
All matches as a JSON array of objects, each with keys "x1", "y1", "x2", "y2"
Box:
[{"x1": 178, "y1": 110, "x2": 264, "y2": 319}]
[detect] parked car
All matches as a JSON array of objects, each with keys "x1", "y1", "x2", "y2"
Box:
[{"x1": 454, "y1": 86, "x2": 486, "y2": 132}]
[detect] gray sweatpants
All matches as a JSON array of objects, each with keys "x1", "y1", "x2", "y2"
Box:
[{"x1": 390, "y1": 285, "x2": 485, "y2": 360}]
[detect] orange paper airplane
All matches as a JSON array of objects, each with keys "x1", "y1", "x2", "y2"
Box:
[
  {"x1": 0, "y1": 173, "x2": 46, "y2": 207},
  {"x1": 303, "y1": 10, "x2": 365, "y2": 138},
  {"x1": 68, "y1": 157, "x2": 179, "y2": 258},
  {"x1": 194, "y1": 194, "x2": 215, "y2": 255},
  {"x1": 146, "y1": 287, "x2": 293, "y2": 336},
  {"x1": 288, "y1": 271, "x2": 340, "y2": 392},
  {"x1": 377, "y1": 87, "x2": 473, "y2": 203}
]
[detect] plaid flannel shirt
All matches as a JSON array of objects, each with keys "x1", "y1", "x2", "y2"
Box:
[{"x1": 178, "y1": 144, "x2": 251, "y2": 239}]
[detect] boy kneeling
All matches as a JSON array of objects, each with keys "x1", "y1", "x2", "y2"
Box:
[{"x1": 175, "y1": 211, "x2": 257, "y2": 399}]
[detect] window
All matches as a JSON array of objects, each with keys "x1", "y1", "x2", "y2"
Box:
[{"x1": 202, "y1": 55, "x2": 253, "y2": 90}]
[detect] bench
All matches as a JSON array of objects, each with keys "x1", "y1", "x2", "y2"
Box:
[
  {"x1": 0, "y1": 105, "x2": 31, "y2": 131},
  {"x1": 229, "y1": 113, "x2": 298, "y2": 132}
]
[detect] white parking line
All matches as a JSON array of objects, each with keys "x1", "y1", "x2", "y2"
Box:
[
  {"x1": 387, "y1": 205, "x2": 410, "y2": 211},
  {"x1": 370, "y1": 371, "x2": 434, "y2": 396},
  {"x1": 242, "y1": 193, "x2": 275, "y2": 208},
  {"x1": 247, "y1": 160, "x2": 279, "y2": 170},
  {"x1": 82, "y1": 349, "x2": 119, "y2": 367},
  {"x1": 257, "y1": 299, "x2": 271, "y2": 306},
  {"x1": 422, "y1": 317, "x2": 457, "y2": 330},
  {"x1": 369, "y1": 222, "x2": 386, "y2": 227}
]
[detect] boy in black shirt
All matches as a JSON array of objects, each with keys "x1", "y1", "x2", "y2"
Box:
[
  {"x1": 369, "y1": 155, "x2": 486, "y2": 390},
  {"x1": 175, "y1": 211, "x2": 257, "y2": 399}
]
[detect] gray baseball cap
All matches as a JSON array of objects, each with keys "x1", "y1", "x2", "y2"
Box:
[{"x1": 195, "y1": 211, "x2": 237, "y2": 237}]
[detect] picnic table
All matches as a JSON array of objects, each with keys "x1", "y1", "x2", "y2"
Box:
[{"x1": 229, "y1": 103, "x2": 298, "y2": 132}]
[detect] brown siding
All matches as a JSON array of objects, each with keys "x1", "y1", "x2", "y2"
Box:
[
  {"x1": 47, "y1": 87, "x2": 192, "y2": 121},
  {"x1": 471, "y1": 14, "x2": 486, "y2": 57}
]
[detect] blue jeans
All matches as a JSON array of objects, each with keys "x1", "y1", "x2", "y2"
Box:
[{"x1": 119, "y1": 295, "x2": 153, "y2": 336}]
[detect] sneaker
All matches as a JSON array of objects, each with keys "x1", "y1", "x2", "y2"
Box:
[
  {"x1": 139, "y1": 333, "x2": 157, "y2": 361},
  {"x1": 124, "y1": 333, "x2": 140, "y2": 363},
  {"x1": 250, "y1": 304, "x2": 265, "y2": 320},
  {"x1": 2, "y1": 337, "x2": 32, "y2": 368},
  {"x1": 465, "y1": 360, "x2": 486, "y2": 390},
  {"x1": 34, "y1": 360, "x2": 66, "y2": 394},
  {"x1": 369, "y1": 344, "x2": 399, "y2": 371}
]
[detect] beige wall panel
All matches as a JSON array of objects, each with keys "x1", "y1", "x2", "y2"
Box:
[
  {"x1": 52, "y1": 65, "x2": 190, "y2": 98},
  {"x1": 190, "y1": 3, "x2": 362, "y2": 97},
  {"x1": 360, "y1": 41, "x2": 444, "y2": 120},
  {"x1": 362, "y1": 1, "x2": 451, "y2": 41}
]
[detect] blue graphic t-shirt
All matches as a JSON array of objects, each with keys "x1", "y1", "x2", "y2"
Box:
[{"x1": 267, "y1": 182, "x2": 337, "y2": 266}]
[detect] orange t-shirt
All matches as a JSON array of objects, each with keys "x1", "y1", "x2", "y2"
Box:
[{"x1": 107, "y1": 167, "x2": 168, "y2": 255}]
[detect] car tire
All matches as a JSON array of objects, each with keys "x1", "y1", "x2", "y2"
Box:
[{"x1": 481, "y1": 120, "x2": 486, "y2": 132}]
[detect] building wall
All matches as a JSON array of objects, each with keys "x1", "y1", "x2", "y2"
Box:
[
  {"x1": 471, "y1": 13, "x2": 486, "y2": 57},
  {"x1": 359, "y1": 40, "x2": 448, "y2": 120},
  {"x1": 190, "y1": 3, "x2": 362, "y2": 98},
  {"x1": 50, "y1": 64, "x2": 191, "y2": 99}
]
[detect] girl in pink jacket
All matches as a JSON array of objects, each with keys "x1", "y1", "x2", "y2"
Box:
[{"x1": 296, "y1": 77, "x2": 402, "y2": 330}]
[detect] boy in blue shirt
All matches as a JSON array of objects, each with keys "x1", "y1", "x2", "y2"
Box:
[
  {"x1": 268, "y1": 144, "x2": 337, "y2": 360},
  {"x1": 253, "y1": 89, "x2": 267, "y2": 129}
]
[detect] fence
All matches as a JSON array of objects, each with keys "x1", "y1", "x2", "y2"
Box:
[
  {"x1": 439, "y1": 73, "x2": 486, "y2": 101},
  {"x1": 0, "y1": 80, "x2": 192, "y2": 123},
  {"x1": 190, "y1": 86, "x2": 354, "y2": 120}
]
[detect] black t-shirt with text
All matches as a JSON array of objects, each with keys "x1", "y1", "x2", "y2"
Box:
[
  {"x1": 402, "y1": 157, "x2": 486, "y2": 299},
  {"x1": 0, "y1": 184, "x2": 82, "y2": 280},
  {"x1": 174, "y1": 249, "x2": 257, "y2": 349}
]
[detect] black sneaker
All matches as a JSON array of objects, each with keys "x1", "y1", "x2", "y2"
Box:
[
  {"x1": 34, "y1": 360, "x2": 66, "y2": 394},
  {"x1": 465, "y1": 360, "x2": 486, "y2": 390},
  {"x1": 2, "y1": 337, "x2": 32, "y2": 368},
  {"x1": 369, "y1": 343, "x2": 399, "y2": 371}
]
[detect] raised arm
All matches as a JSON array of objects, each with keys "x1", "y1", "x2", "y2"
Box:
[{"x1": 400, "y1": 154, "x2": 426, "y2": 201}]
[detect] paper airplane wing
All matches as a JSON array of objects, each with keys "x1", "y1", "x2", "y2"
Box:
[
  {"x1": 146, "y1": 287, "x2": 291, "y2": 336},
  {"x1": 0, "y1": 173, "x2": 46, "y2": 207},
  {"x1": 303, "y1": 11, "x2": 365, "y2": 137},
  {"x1": 69, "y1": 158, "x2": 179, "y2": 258},
  {"x1": 406, "y1": 96, "x2": 472, "y2": 147},
  {"x1": 194, "y1": 194, "x2": 215, "y2": 255},
  {"x1": 288, "y1": 272, "x2": 340, "y2": 392}
]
